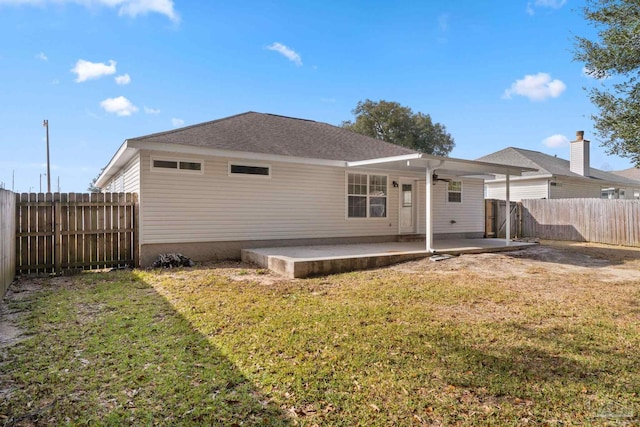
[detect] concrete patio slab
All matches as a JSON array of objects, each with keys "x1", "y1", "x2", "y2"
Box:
[{"x1": 241, "y1": 239, "x2": 537, "y2": 278}]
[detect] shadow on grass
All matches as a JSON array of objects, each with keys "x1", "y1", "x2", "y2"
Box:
[
  {"x1": 0, "y1": 271, "x2": 291, "y2": 426},
  {"x1": 430, "y1": 322, "x2": 637, "y2": 399},
  {"x1": 503, "y1": 241, "x2": 640, "y2": 268}
]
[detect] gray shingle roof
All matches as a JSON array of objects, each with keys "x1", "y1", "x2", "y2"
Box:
[
  {"x1": 477, "y1": 147, "x2": 640, "y2": 186},
  {"x1": 611, "y1": 167, "x2": 640, "y2": 183},
  {"x1": 129, "y1": 112, "x2": 417, "y2": 161}
]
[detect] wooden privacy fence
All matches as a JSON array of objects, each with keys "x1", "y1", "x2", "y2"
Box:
[
  {"x1": 520, "y1": 198, "x2": 640, "y2": 247},
  {"x1": 1, "y1": 189, "x2": 16, "y2": 296},
  {"x1": 16, "y1": 193, "x2": 138, "y2": 274}
]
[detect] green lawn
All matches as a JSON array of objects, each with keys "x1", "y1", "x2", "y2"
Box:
[{"x1": 1, "y1": 243, "x2": 639, "y2": 425}]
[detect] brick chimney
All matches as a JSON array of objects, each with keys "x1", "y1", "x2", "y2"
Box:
[{"x1": 570, "y1": 130, "x2": 590, "y2": 177}]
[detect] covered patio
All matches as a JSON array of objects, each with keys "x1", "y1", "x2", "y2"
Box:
[
  {"x1": 243, "y1": 152, "x2": 537, "y2": 278},
  {"x1": 241, "y1": 239, "x2": 537, "y2": 278}
]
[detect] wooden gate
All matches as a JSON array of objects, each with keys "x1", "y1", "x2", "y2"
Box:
[
  {"x1": 485, "y1": 199, "x2": 519, "y2": 238},
  {"x1": 15, "y1": 193, "x2": 138, "y2": 274}
]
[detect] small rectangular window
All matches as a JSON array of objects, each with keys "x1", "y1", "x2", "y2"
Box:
[
  {"x1": 153, "y1": 160, "x2": 178, "y2": 169},
  {"x1": 179, "y1": 161, "x2": 201, "y2": 171},
  {"x1": 152, "y1": 158, "x2": 203, "y2": 173},
  {"x1": 447, "y1": 181, "x2": 462, "y2": 203},
  {"x1": 229, "y1": 164, "x2": 270, "y2": 176}
]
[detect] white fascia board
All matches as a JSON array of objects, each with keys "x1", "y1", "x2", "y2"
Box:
[
  {"x1": 95, "y1": 140, "x2": 138, "y2": 188},
  {"x1": 346, "y1": 153, "x2": 423, "y2": 167},
  {"x1": 129, "y1": 140, "x2": 348, "y2": 167},
  {"x1": 485, "y1": 173, "x2": 553, "y2": 183}
]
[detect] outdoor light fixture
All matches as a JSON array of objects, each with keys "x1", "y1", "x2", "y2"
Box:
[{"x1": 392, "y1": 181, "x2": 399, "y2": 187}]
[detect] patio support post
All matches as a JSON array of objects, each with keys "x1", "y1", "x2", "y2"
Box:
[
  {"x1": 425, "y1": 166, "x2": 433, "y2": 252},
  {"x1": 505, "y1": 173, "x2": 511, "y2": 245}
]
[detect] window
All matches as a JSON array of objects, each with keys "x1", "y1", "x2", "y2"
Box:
[
  {"x1": 447, "y1": 181, "x2": 462, "y2": 203},
  {"x1": 347, "y1": 173, "x2": 387, "y2": 218},
  {"x1": 402, "y1": 184, "x2": 412, "y2": 207},
  {"x1": 229, "y1": 163, "x2": 270, "y2": 176},
  {"x1": 152, "y1": 158, "x2": 202, "y2": 173}
]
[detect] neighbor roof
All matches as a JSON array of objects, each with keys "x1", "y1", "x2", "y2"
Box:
[
  {"x1": 478, "y1": 147, "x2": 640, "y2": 186},
  {"x1": 611, "y1": 167, "x2": 640, "y2": 182},
  {"x1": 128, "y1": 111, "x2": 417, "y2": 161}
]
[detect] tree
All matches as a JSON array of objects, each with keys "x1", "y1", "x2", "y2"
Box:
[
  {"x1": 574, "y1": 0, "x2": 640, "y2": 166},
  {"x1": 87, "y1": 168, "x2": 104, "y2": 193},
  {"x1": 341, "y1": 99, "x2": 455, "y2": 156}
]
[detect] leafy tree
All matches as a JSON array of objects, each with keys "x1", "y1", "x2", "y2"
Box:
[
  {"x1": 574, "y1": 0, "x2": 640, "y2": 165},
  {"x1": 342, "y1": 99, "x2": 455, "y2": 156},
  {"x1": 87, "y1": 168, "x2": 104, "y2": 193}
]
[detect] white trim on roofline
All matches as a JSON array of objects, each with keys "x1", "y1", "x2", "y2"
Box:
[{"x1": 129, "y1": 140, "x2": 348, "y2": 167}]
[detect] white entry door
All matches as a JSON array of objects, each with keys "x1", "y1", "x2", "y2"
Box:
[{"x1": 399, "y1": 179, "x2": 416, "y2": 233}]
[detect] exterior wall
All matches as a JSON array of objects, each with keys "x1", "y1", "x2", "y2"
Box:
[
  {"x1": 138, "y1": 150, "x2": 402, "y2": 248},
  {"x1": 550, "y1": 178, "x2": 604, "y2": 199},
  {"x1": 102, "y1": 153, "x2": 140, "y2": 194},
  {"x1": 485, "y1": 178, "x2": 549, "y2": 202},
  {"x1": 416, "y1": 177, "x2": 485, "y2": 236}
]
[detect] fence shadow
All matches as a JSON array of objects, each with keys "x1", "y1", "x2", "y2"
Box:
[
  {"x1": 503, "y1": 239, "x2": 640, "y2": 268},
  {"x1": 0, "y1": 271, "x2": 290, "y2": 425}
]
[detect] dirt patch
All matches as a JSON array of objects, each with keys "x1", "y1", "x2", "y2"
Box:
[{"x1": 391, "y1": 241, "x2": 640, "y2": 283}]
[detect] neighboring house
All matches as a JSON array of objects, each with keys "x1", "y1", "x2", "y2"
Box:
[
  {"x1": 611, "y1": 168, "x2": 640, "y2": 199},
  {"x1": 479, "y1": 131, "x2": 640, "y2": 202},
  {"x1": 96, "y1": 112, "x2": 533, "y2": 266}
]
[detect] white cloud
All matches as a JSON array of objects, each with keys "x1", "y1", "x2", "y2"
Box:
[
  {"x1": 100, "y1": 96, "x2": 138, "y2": 116},
  {"x1": 0, "y1": 0, "x2": 179, "y2": 22},
  {"x1": 503, "y1": 72, "x2": 566, "y2": 101},
  {"x1": 115, "y1": 73, "x2": 131, "y2": 85},
  {"x1": 71, "y1": 59, "x2": 116, "y2": 82},
  {"x1": 267, "y1": 42, "x2": 302, "y2": 66},
  {"x1": 542, "y1": 134, "x2": 569, "y2": 148},
  {"x1": 526, "y1": 0, "x2": 567, "y2": 15},
  {"x1": 36, "y1": 52, "x2": 48, "y2": 61},
  {"x1": 171, "y1": 117, "x2": 184, "y2": 127},
  {"x1": 535, "y1": 0, "x2": 567, "y2": 8},
  {"x1": 144, "y1": 106, "x2": 160, "y2": 114}
]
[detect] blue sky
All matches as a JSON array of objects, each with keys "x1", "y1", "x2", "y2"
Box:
[{"x1": 0, "y1": 0, "x2": 629, "y2": 192}]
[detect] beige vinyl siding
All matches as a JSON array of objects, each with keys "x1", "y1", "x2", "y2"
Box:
[
  {"x1": 485, "y1": 178, "x2": 549, "y2": 202},
  {"x1": 122, "y1": 154, "x2": 140, "y2": 193},
  {"x1": 139, "y1": 150, "x2": 400, "y2": 244},
  {"x1": 549, "y1": 179, "x2": 602, "y2": 199},
  {"x1": 416, "y1": 178, "x2": 485, "y2": 234},
  {"x1": 102, "y1": 154, "x2": 140, "y2": 193}
]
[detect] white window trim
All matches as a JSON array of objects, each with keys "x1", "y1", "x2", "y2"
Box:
[
  {"x1": 446, "y1": 180, "x2": 463, "y2": 203},
  {"x1": 150, "y1": 156, "x2": 204, "y2": 174},
  {"x1": 227, "y1": 161, "x2": 271, "y2": 178},
  {"x1": 345, "y1": 172, "x2": 389, "y2": 219}
]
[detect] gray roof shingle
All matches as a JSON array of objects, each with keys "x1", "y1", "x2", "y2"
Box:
[
  {"x1": 477, "y1": 147, "x2": 640, "y2": 186},
  {"x1": 129, "y1": 111, "x2": 417, "y2": 161}
]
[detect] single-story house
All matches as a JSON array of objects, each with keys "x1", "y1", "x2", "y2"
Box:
[
  {"x1": 96, "y1": 112, "x2": 535, "y2": 266},
  {"x1": 479, "y1": 131, "x2": 640, "y2": 202},
  {"x1": 611, "y1": 168, "x2": 640, "y2": 198}
]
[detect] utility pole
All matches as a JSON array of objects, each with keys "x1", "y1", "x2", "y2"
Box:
[{"x1": 43, "y1": 119, "x2": 51, "y2": 193}]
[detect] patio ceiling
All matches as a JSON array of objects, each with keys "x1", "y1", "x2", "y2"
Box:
[{"x1": 347, "y1": 153, "x2": 538, "y2": 177}]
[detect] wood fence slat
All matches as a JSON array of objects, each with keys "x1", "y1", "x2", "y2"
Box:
[
  {"x1": 82, "y1": 193, "x2": 91, "y2": 268},
  {"x1": 106, "y1": 193, "x2": 114, "y2": 264},
  {"x1": 60, "y1": 193, "x2": 69, "y2": 270},
  {"x1": 118, "y1": 193, "x2": 127, "y2": 266},
  {"x1": 96, "y1": 193, "x2": 105, "y2": 265}
]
